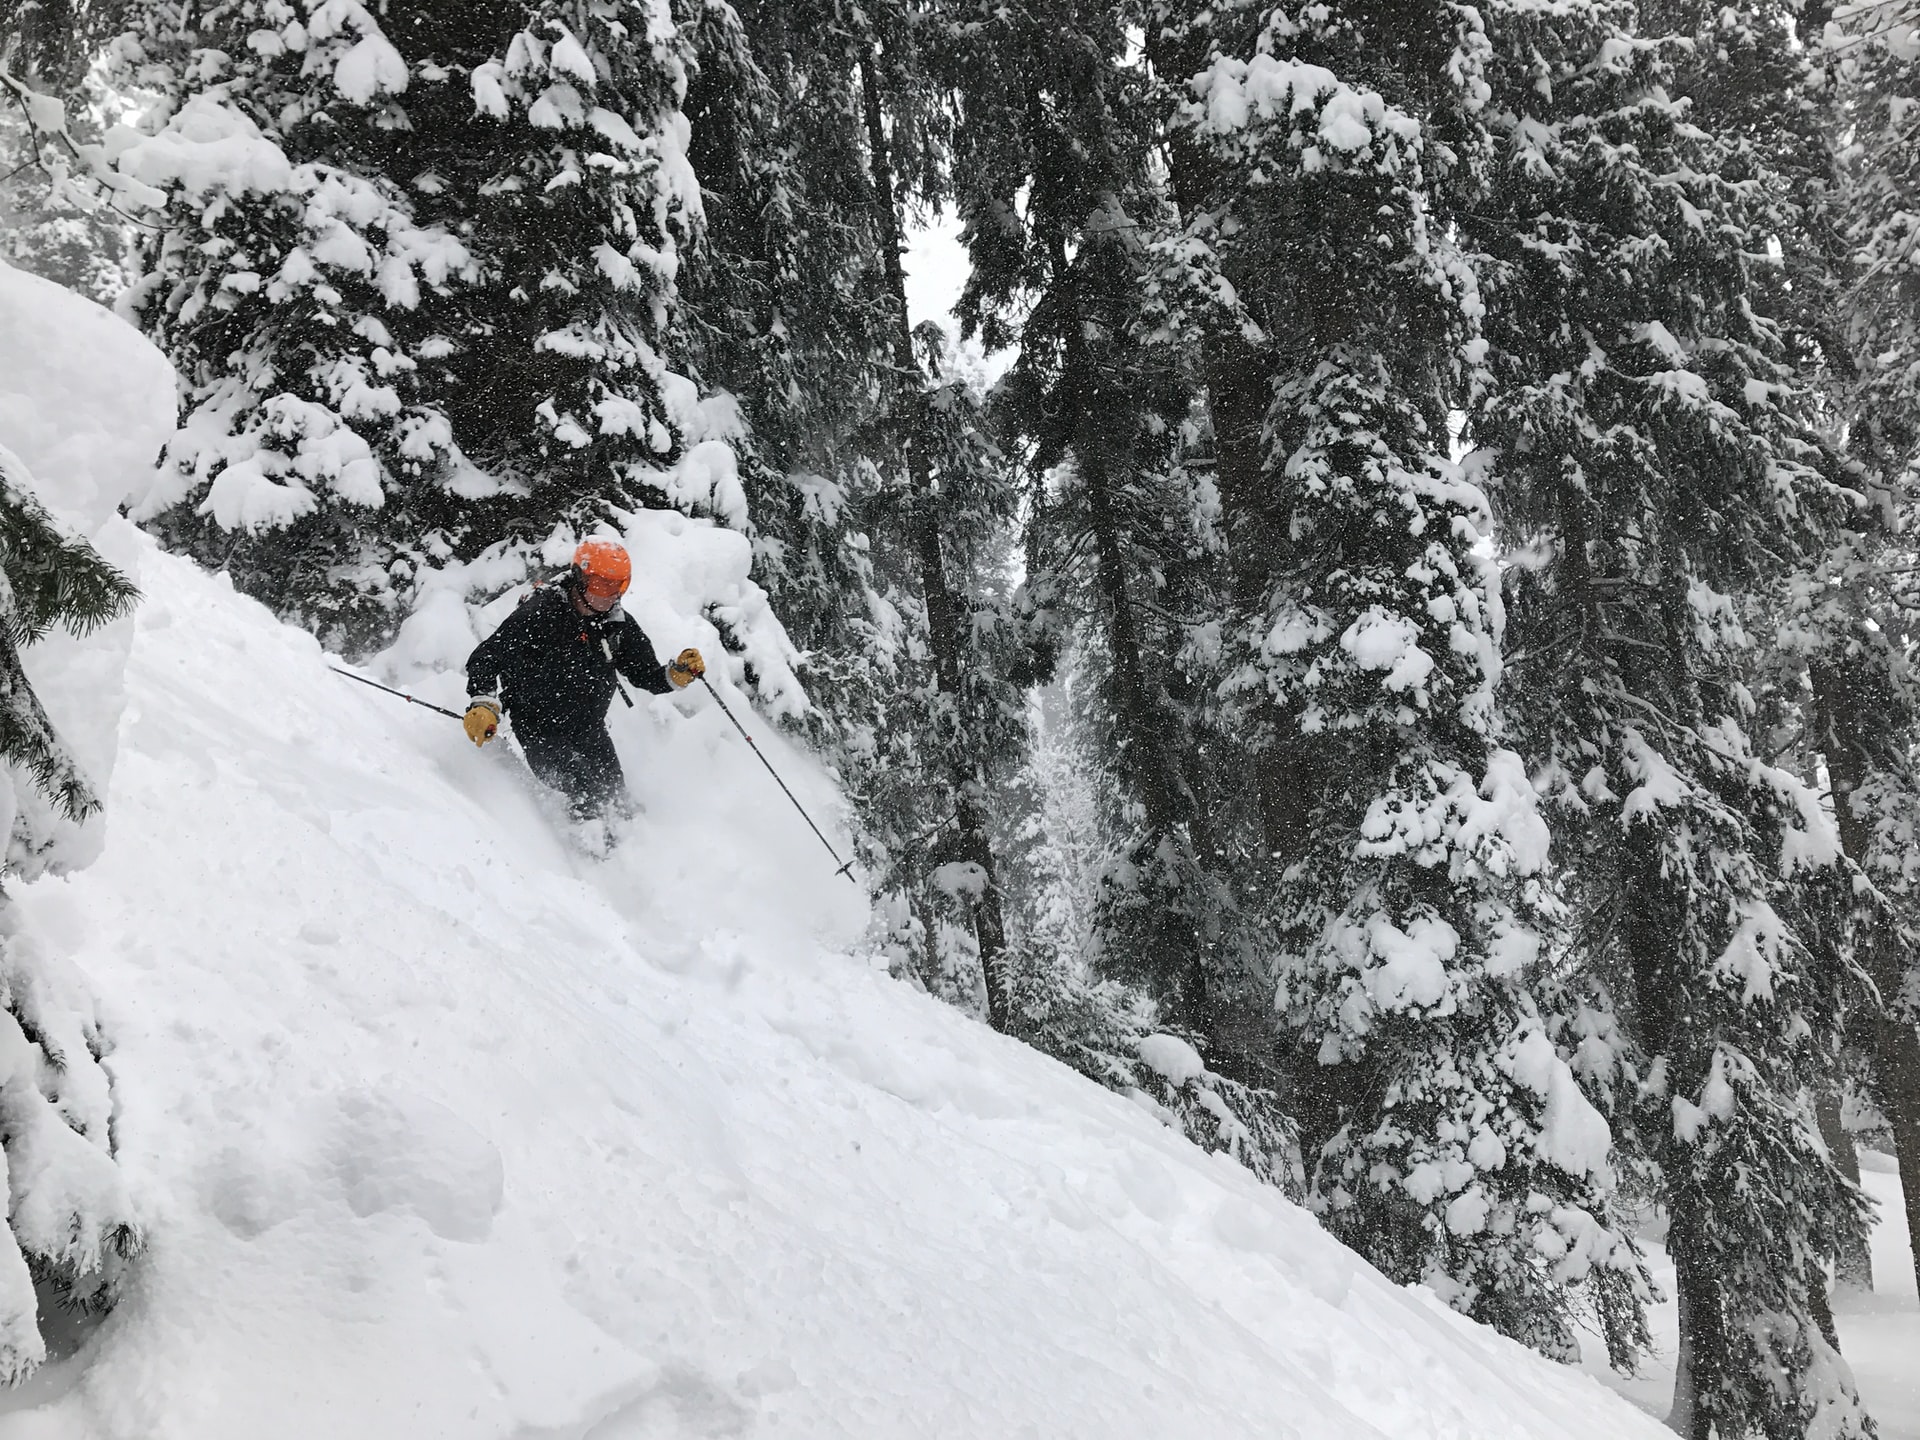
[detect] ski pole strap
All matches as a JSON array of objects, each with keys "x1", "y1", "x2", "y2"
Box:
[
  {"x1": 602, "y1": 638, "x2": 633, "y2": 707},
  {"x1": 330, "y1": 667, "x2": 467, "y2": 721},
  {"x1": 698, "y1": 676, "x2": 858, "y2": 884}
]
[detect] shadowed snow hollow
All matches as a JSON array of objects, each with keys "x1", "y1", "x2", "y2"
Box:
[{"x1": 0, "y1": 540, "x2": 1685, "y2": 1440}]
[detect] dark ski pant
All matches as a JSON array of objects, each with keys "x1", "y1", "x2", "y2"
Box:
[{"x1": 516, "y1": 722, "x2": 630, "y2": 821}]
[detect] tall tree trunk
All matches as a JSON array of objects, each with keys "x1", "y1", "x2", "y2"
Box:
[
  {"x1": 1079, "y1": 466, "x2": 1215, "y2": 853},
  {"x1": 1814, "y1": 652, "x2": 1920, "y2": 1299},
  {"x1": 857, "y1": 49, "x2": 1011, "y2": 1031},
  {"x1": 1817, "y1": 1083, "x2": 1875, "y2": 1292},
  {"x1": 1666, "y1": 1213, "x2": 1718, "y2": 1439},
  {"x1": 1622, "y1": 817, "x2": 1725, "y2": 1437},
  {"x1": 1081, "y1": 452, "x2": 1213, "y2": 1023},
  {"x1": 1870, "y1": 1015, "x2": 1920, "y2": 1294},
  {"x1": 1612, "y1": 575, "x2": 1729, "y2": 1437},
  {"x1": 1808, "y1": 1263, "x2": 1842, "y2": 1351}
]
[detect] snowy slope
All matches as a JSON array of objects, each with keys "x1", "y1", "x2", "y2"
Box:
[
  {"x1": 1839, "y1": 1160, "x2": 1920, "y2": 1437},
  {"x1": 0, "y1": 540, "x2": 1679, "y2": 1440}
]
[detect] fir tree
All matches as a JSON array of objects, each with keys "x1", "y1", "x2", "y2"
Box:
[
  {"x1": 0, "y1": 1, "x2": 140, "y2": 303},
  {"x1": 678, "y1": 0, "x2": 897, "y2": 633},
  {"x1": 0, "y1": 447, "x2": 136, "y2": 828},
  {"x1": 0, "y1": 440, "x2": 142, "y2": 1382},
  {"x1": 114, "y1": 0, "x2": 719, "y2": 648},
  {"x1": 1826, "y1": 0, "x2": 1920, "y2": 1302},
  {"x1": 675, "y1": 0, "x2": 944, "y2": 977},
  {"x1": 1468, "y1": 0, "x2": 1876, "y2": 1427},
  {"x1": 0, "y1": 104, "x2": 128, "y2": 305},
  {"x1": 1150, "y1": 0, "x2": 1644, "y2": 1352},
  {"x1": 938, "y1": 0, "x2": 1231, "y2": 1045},
  {"x1": 999, "y1": 654, "x2": 1303, "y2": 1189},
  {"x1": 849, "y1": 18, "x2": 1028, "y2": 1028}
]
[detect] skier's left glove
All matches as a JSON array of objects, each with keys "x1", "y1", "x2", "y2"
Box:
[{"x1": 667, "y1": 648, "x2": 705, "y2": 688}]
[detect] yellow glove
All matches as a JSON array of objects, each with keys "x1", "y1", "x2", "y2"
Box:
[
  {"x1": 463, "y1": 699, "x2": 500, "y2": 746},
  {"x1": 667, "y1": 647, "x2": 705, "y2": 688}
]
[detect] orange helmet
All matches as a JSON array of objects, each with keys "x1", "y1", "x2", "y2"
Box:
[{"x1": 572, "y1": 537, "x2": 631, "y2": 601}]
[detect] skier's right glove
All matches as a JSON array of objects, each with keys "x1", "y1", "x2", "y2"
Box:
[
  {"x1": 667, "y1": 648, "x2": 706, "y2": 688},
  {"x1": 464, "y1": 699, "x2": 501, "y2": 747}
]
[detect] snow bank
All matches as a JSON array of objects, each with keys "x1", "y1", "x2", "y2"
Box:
[
  {"x1": 0, "y1": 538, "x2": 1680, "y2": 1438},
  {"x1": 0, "y1": 262, "x2": 166, "y2": 1382},
  {"x1": 0, "y1": 260, "x2": 172, "y2": 875},
  {"x1": 0, "y1": 263, "x2": 172, "y2": 531}
]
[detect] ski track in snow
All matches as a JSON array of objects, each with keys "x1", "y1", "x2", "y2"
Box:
[{"x1": 0, "y1": 542, "x2": 1762, "y2": 1438}]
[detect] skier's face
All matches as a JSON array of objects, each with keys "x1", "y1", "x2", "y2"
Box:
[{"x1": 572, "y1": 581, "x2": 620, "y2": 615}]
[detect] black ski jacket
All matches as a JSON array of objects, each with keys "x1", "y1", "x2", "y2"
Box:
[{"x1": 466, "y1": 584, "x2": 674, "y2": 739}]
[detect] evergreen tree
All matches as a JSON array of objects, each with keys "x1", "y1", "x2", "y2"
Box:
[
  {"x1": 1837, "y1": 0, "x2": 1920, "y2": 492},
  {"x1": 997, "y1": 654, "x2": 1304, "y2": 1188},
  {"x1": 114, "y1": 0, "x2": 720, "y2": 648},
  {"x1": 678, "y1": 0, "x2": 869, "y2": 635},
  {"x1": 1468, "y1": 0, "x2": 1875, "y2": 1427},
  {"x1": 940, "y1": 0, "x2": 1234, "y2": 1049},
  {"x1": 0, "y1": 438, "x2": 142, "y2": 1382},
  {"x1": 1151, "y1": 1, "x2": 1643, "y2": 1351},
  {"x1": 675, "y1": 0, "x2": 949, "y2": 991},
  {"x1": 0, "y1": 447, "x2": 136, "y2": 831},
  {"x1": 0, "y1": 106, "x2": 128, "y2": 304},
  {"x1": 679, "y1": 0, "x2": 896, "y2": 642},
  {"x1": 1826, "y1": 0, "x2": 1920, "y2": 1301},
  {"x1": 0, "y1": 1, "x2": 138, "y2": 303},
  {"x1": 1702, "y1": 0, "x2": 1905, "y2": 1316},
  {"x1": 848, "y1": 17, "x2": 1029, "y2": 1028}
]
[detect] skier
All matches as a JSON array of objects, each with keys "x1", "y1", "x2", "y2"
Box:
[{"x1": 462, "y1": 538, "x2": 704, "y2": 821}]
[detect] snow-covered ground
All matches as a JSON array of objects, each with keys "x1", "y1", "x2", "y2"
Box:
[
  {"x1": 1585, "y1": 1153, "x2": 1920, "y2": 1439},
  {"x1": 1837, "y1": 1157, "x2": 1920, "y2": 1438},
  {"x1": 0, "y1": 537, "x2": 1687, "y2": 1439}
]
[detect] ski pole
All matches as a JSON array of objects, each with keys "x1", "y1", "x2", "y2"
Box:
[
  {"x1": 699, "y1": 676, "x2": 857, "y2": 884},
  {"x1": 330, "y1": 667, "x2": 466, "y2": 721}
]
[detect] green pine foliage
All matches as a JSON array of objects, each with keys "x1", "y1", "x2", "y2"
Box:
[
  {"x1": 1144, "y1": 0, "x2": 1650, "y2": 1352},
  {"x1": 0, "y1": 441, "x2": 143, "y2": 1381},
  {"x1": 0, "y1": 107, "x2": 128, "y2": 306},
  {"x1": 0, "y1": 445, "x2": 137, "y2": 822},
  {"x1": 1838, "y1": 0, "x2": 1920, "y2": 487},
  {"x1": 1468, "y1": 0, "x2": 1876, "y2": 1427},
  {"x1": 0, "y1": 1, "x2": 137, "y2": 303},
  {"x1": 1824, "y1": 0, "x2": 1920, "y2": 1310},
  {"x1": 941, "y1": 0, "x2": 1232, "y2": 1042},
  {"x1": 115, "y1": 0, "x2": 717, "y2": 649}
]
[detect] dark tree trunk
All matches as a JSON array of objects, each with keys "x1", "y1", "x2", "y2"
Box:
[
  {"x1": 1608, "y1": 551, "x2": 1736, "y2": 1435},
  {"x1": 1667, "y1": 1217, "x2": 1718, "y2": 1440},
  {"x1": 857, "y1": 49, "x2": 1011, "y2": 1031},
  {"x1": 1869, "y1": 1011, "x2": 1920, "y2": 1293},
  {"x1": 1814, "y1": 651, "x2": 1920, "y2": 1300},
  {"x1": 1816, "y1": 1083, "x2": 1875, "y2": 1292},
  {"x1": 1808, "y1": 1250, "x2": 1842, "y2": 1352},
  {"x1": 1621, "y1": 818, "x2": 1728, "y2": 1437}
]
